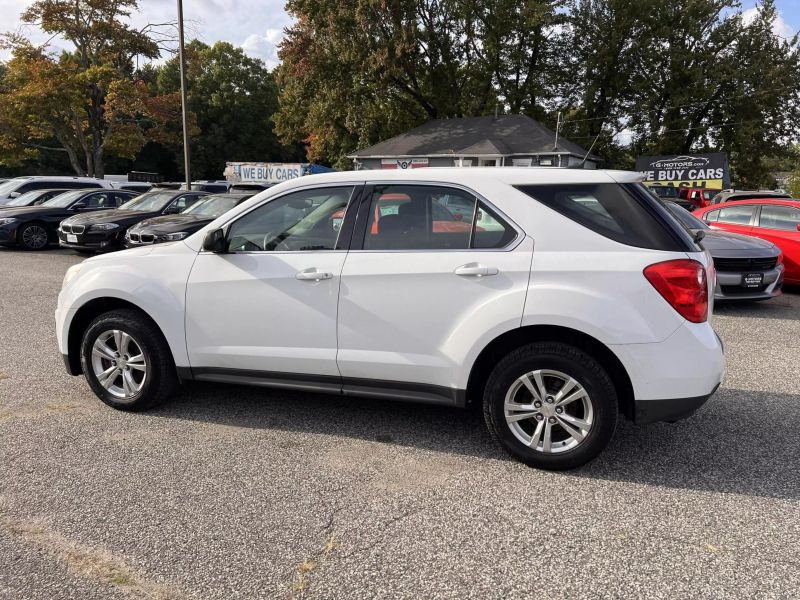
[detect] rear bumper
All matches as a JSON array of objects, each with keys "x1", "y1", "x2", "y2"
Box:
[
  {"x1": 634, "y1": 384, "x2": 719, "y2": 424},
  {"x1": 611, "y1": 321, "x2": 725, "y2": 417}
]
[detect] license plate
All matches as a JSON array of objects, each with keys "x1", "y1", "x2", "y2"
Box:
[
  {"x1": 742, "y1": 273, "x2": 763, "y2": 288},
  {"x1": 67, "y1": 234, "x2": 78, "y2": 243}
]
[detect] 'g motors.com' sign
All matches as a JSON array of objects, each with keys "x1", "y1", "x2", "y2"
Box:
[{"x1": 635, "y1": 153, "x2": 730, "y2": 190}]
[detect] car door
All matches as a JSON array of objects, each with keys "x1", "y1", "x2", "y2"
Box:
[
  {"x1": 185, "y1": 184, "x2": 360, "y2": 383},
  {"x1": 708, "y1": 204, "x2": 756, "y2": 236},
  {"x1": 336, "y1": 183, "x2": 533, "y2": 401},
  {"x1": 753, "y1": 204, "x2": 800, "y2": 282}
]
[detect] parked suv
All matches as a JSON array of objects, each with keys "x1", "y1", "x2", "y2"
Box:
[
  {"x1": 56, "y1": 169, "x2": 724, "y2": 470},
  {"x1": 0, "y1": 176, "x2": 113, "y2": 205}
]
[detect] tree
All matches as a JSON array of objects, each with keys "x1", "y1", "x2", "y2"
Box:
[
  {"x1": 274, "y1": 0, "x2": 562, "y2": 168},
  {"x1": 0, "y1": 0, "x2": 185, "y2": 177},
  {"x1": 156, "y1": 41, "x2": 295, "y2": 179}
]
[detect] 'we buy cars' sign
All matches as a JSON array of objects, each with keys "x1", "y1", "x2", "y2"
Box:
[
  {"x1": 225, "y1": 162, "x2": 308, "y2": 183},
  {"x1": 635, "y1": 153, "x2": 730, "y2": 189}
]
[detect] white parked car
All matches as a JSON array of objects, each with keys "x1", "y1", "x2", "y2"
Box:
[
  {"x1": 0, "y1": 176, "x2": 113, "y2": 205},
  {"x1": 56, "y1": 168, "x2": 724, "y2": 469}
]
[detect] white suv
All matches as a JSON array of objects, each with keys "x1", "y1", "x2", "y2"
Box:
[
  {"x1": 56, "y1": 168, "x2": 724, "y2": 469},
  {"x1": 0, "y1": 176, "x2": 113, "y2": 205}
]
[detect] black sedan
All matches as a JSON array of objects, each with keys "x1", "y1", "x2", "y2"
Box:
[
  {"x1": 664, "y1": 201, "x2": 783, "y2": 301},
  {"x1": 58, "y1": 189, "x2": 208, "y2": 252},
  {"x1": 123, "y1": 193, "x2": 254, "y2": 248},
  {"x1": 0, "y1": 188, "x2": 72, "y2": 208},
  {"x1": 0, "y1": 189, "x2": 136, "y2": 250}
]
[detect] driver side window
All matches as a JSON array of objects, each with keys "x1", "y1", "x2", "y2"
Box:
[{"x1": 227, "y1": 186, "x2": 355, "y2": 252}]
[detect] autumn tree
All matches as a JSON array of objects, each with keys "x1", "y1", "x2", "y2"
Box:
[
  {"x1": 0, "y1": 0, "x2": 185, "y2": 177},
  {"x1": 274, "y1": 0, "x2": 562, "y2": 168}
]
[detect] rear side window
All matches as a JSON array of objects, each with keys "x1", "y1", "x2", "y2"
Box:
[
  {"x1": 758, "y1": 205, "x2": 800, "y2": 230},
  {"x1": 362, "y1": 185, "x2": 516, "y2": 250},
  {"x1": 717, "y1": 205, "x2": 754, "y2": 225},
  {"x1": 516, "y1": 183, "x2": 691, "y2": 251}
]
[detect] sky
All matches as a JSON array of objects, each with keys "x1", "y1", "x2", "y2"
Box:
[{"x1": 0, "y1": 0, "x2": 798, "y2": 69}]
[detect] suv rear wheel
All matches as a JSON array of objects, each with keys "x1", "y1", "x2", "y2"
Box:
[
  {"x1": 80, "y1": 309, "x2": 177, "y2": 411},
  {"x1": 483, "y1": 342, "x2": 617, "y2": 470}
]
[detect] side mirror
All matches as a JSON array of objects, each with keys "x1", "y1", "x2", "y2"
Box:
[
  {"x1": 163, "y1": 205, "x2": 181, "y2": 214},
  {"x1": 8, "y1": 192, "x2": 20, "y2": 199},
  {"x1": 72, "y1": 203, "x2": 87, "y2": 211},
  {"x1": 796, "y1": 224, "x2": 800, "y2": 232},
  {"x1": 202, "y1": 228, "x2": 227, "y2": 253}
]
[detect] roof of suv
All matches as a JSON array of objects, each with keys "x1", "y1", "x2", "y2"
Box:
[{"x1": 271, "y1": 168, "x2": 644, "y2": 188}]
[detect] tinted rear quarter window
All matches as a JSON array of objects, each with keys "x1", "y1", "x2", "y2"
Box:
[{"x1": 516, "y1": 183, "x2": 692, "y2": 251}]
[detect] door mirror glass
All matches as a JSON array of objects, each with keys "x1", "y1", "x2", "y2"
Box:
[{"x1": 202, "y1": 228, "x2": 227, "y2": 253}]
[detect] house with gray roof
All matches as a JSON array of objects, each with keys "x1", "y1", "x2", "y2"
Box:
[{"x1": 347, "y1": 114, "x2": 600, "y2": 171}]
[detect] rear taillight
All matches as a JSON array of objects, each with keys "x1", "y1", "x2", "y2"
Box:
[{"x1": 644, "y1": 259, "x2": 708, "y2": 323}]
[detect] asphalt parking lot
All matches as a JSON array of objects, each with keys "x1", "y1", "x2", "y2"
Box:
[{"x1": 1, "y1": 248, "x2": 799, "y2": 600}]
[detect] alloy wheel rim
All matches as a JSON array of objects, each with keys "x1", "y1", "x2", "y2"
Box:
[
  {"x1": 91, "y1": 330, "x2": 148, "y2": 399},
  {"x1": 504, "y1": 369, "x2": 594, "y2": 454},
  {"x1": 22, "y1": 225, "x2": 48, "y2": 249}
]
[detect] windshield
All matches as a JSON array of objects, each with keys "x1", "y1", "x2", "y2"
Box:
[
  {"x1": 664, "y1": 201, "x2": 708, "y2": 230},
  {"x1": 183, "y1": 195, "x2": 241, "y2": 217},
  {"x1": 7, "y1": 190, "x2": 53, "y2": 206},
  {"x1": 41, "y1": 190, "x2": 85, "y2": 208},
  {"x1": 118, "y1": 191, "x2": 176, "y2": 212},
  {"x1": 0, "y1": 179, "x2": 26, "y2": 195}
]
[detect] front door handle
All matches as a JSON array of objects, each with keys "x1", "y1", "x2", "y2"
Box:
[
  {"x1": 454, "y1": 263, "x2": 499, "y2": 277},
  {"x1": 296, "y1": 268, "x2": 333, "y2": 281}
]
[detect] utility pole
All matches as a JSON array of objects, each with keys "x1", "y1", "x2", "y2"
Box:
[{"x1": 177, "y1": 0, "x2": 191, "y2": 190}]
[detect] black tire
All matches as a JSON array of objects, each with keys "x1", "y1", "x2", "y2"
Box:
[
  {"x1": 483, "y1": 342, "x2": 617, "y2": 470},
  {"x1": 80, "y1": 309, "x2": 177, "y2": 411},
  {"x1": 17, "y1": 222, "x2": 50, "y2": 250}
]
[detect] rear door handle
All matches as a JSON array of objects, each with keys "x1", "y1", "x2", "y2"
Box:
[
  {"x1": 296, "y1": 268, "x2": 333, "y2": 281},
  {"x1": 454, "y1": 263, "x2": 499, "y2": 277}
]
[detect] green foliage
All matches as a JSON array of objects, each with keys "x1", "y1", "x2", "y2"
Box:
[
  {"x1": 277, "y1": 0, "x2": 800, "y2": 183},
  {"x1": 157, "y1": 41, "x2": 296, "y2": 179}
]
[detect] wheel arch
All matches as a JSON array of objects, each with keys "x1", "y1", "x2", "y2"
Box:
[
  {"x1": 466, "y1": 325, "x2": 635, "y2": 420},
  {"x1": 66, "y1": 297, "x2": 177, "y2": 377}
]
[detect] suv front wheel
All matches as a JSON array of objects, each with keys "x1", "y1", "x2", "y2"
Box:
[
  {"x1": 80, "y1": 309, "x2": 177, "y2": 411},
  {"x1": 483, "y1": 342, "x2": 617, "y2": 470}
]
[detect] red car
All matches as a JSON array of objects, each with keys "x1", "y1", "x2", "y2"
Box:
[
  {"x1": 678, "y1": 187, "x2": 721, "y2": 209},
  {"x1": 694, "y1": 199, "x2": 800, "y2": 284}
]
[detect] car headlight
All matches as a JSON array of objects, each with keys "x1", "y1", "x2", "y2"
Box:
[
  {"x1": 62, "y1": 264, "x2": 82, "y2": 288},
  {"x1": 89, "y1": 223, "x2": 119, "y2": 231},
  {"x1": 0, "y1": 218, "x2": 18, "y2": 226},
  {"x1": 158, "y1": 232, "x2": 189, "y2": 241}
]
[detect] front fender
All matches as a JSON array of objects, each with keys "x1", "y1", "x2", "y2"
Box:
[{"x1": 57, "y1": 244, "x2": 197, "y2": 368}]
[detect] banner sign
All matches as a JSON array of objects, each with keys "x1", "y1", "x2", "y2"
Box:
[
  {"x1": 225, "y1": 162, "x2": 308, "y2": 183},
  {"x1": 635, "y1": 153, "x2": 730, "y2": 190},
  {"x1": 381, "y1": 158, "x2": 429, "y2": 170}
]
